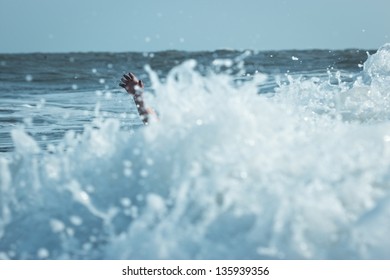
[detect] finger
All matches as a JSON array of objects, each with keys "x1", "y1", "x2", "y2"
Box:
[
  {"x1": 128, "y1": 72, "x2": 136, "y2": 80},
  {"x1": 139, "y1": 79, "x2": 144, "y2": 88},
  {"x1": 121, "y1": 77, "x2": 128, "y2": 83},
  {"x1": 123, "y1": 74, "x2": 131, "y2": 80},
  {"x1": 119, "y1": 83, "x2": 126, "y2": 88}
]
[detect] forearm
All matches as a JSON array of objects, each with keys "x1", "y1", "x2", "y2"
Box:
[{"x1": 133, "y1": 94, "x2": 149, "y2": 124}]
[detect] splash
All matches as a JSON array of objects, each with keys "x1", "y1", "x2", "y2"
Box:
[
  {"x1": 1, "y1": 45, "x2": 390, "y2": 259},
  {"x1": 340, "y1": 43, "x2": 390, "y2": 122}
]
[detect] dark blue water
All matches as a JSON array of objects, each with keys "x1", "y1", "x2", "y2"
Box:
[{"x1": 0, "y1": 49, "x2": 371, "y2": 153}]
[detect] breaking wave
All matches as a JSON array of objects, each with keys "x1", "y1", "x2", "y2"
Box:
[{"x1": 1, "y1": 44, "x2": 390, "y2": 259}]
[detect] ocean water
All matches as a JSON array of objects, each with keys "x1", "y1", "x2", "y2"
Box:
[{"x1": 0, "y1": 44, "x2": 390, "y2": 259}]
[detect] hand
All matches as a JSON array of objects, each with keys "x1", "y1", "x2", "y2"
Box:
[{"x1": 119, "y1": 72, "x2": 144, "y2": 95}]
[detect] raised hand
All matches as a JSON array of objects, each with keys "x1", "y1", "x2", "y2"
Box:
[
  {"x1": 119, "y1": 72, "x2": 144, "y2": 95},
  {"x1": 119, "y1": 72, "x2": 156, "y2": 124}
]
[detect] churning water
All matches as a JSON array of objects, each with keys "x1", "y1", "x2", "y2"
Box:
[{"x1": 0, "y1": 44, "x2": 390, "y2": 259}]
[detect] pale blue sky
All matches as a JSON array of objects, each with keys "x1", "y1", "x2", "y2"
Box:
[{"x1": 0, "y1": 0, "x2": 389, "y2": 53}]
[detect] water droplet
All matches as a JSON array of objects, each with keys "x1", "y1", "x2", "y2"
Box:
[
  {"x1": 79, "y1": 191, "x2": 89, "y2": 202},
  {"x1": 120, "y1": 198, "x2": 131, "y2": 207},
  {"x1": 66, "y1": 228, "x2": 74, "y2": 236},
  {"x1": 70, "y1": 215, "x2": 83, "y2": 226},
  {"x1": 37, "y1": 248, "x2": 49, "y2": 259},
  {"x1": 147, "y1": 193, "x2": 166, "y2": 213},
  {"x1": 25, "y1": 75, "x2": 33, "y2": 82},
  {"x1": 140, "y1": 169, "x2": 148, "y2": 177},
  {"x1": 50, "y1": 219, "x2": 65, "y2": 232},
  {"x1": 146, "y1": 158, "x2": 154, "y2": 166},
  {"x1": 104, "y1": 91, "x2": 112, "y2": 99}
]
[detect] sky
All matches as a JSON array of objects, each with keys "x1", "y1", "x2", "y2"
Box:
[{"x1": 0, "y1": 0, "x2": 389, "y2": 53}]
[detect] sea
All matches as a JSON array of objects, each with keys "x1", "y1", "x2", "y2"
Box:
[{"x1": 0, "y1": 44, "x2": 390, "y2": 259}]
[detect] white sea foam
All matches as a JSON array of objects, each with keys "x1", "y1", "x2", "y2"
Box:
[{"x1": 1, "y1": 45, "x2": 390, "y2": 259}]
